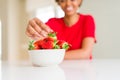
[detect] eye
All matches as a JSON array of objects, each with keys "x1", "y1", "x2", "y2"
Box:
[
  {"x1": 59, "y1": 0, "x2": 76, "y2": 3},
  {"x1": 59, "y1": 0, "x2": 65, "y2": 3},
  {"x1": 71, "y1": 0, "x2": 76, "y2": 2},
  {"x1": 71, "y1": 0, "x2": 76, "y2": 1}
]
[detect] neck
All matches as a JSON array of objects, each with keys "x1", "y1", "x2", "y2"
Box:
[{"x1": 64, "y1": 13, "x2": 80, "y2": 27}]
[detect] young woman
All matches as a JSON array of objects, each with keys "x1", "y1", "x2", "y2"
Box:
[{"x1": 26, "y1": 0, "x2": 96, "y2": 60}]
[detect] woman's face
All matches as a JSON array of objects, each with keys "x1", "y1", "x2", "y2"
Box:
[{"x1": 58, "y1": 0, "x2": 82, "y2": 16}]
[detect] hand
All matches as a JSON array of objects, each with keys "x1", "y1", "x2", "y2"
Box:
[{"x1": 26, "y1": 17, "x2": 53, "y2": 40}]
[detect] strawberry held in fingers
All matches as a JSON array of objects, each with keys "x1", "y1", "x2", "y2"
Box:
[{"x1": 48, "y1": 32, "x2": 57, "y2": 40}]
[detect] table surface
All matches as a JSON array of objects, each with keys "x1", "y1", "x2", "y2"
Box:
[{"x1": 1, "y1": 59, "x2": 120, "y2": 80}]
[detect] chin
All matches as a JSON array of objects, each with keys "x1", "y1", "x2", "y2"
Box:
[{"x1": 65, "y1": 12, "x2": 76, "y2": 16}]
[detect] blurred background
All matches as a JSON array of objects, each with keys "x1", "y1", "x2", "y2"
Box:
[{"x1": 0, "y1": 0, "x2": 120, "y2": 63}]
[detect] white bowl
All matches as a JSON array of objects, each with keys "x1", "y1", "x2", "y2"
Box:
[{"x1": 28, "y1": 49, "x2": 65, "y2": 67}]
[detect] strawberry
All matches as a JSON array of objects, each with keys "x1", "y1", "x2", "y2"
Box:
[
  {"x1": 34, "y1": 44, "x2": 40, "y2": 50},
  {"x1": 41, "y1": 40, "x2": 54, "y2": 49},
  {"x1": 57, "y1": 40, "x2": 70, "y2": 50},
  {"x1": 48, "y1": 32, "x2": 57, "y2": 40},
  {"x1": 43, "y1": 37, "x2": 54, "y2": 42},
  {"x1": 33, "y1": 40, "x2": 44, "y2": 49},
  {"x1": 28, "y1": 32, "x2": 71, "y2": 50},
  {"x1": 41, "y1": 37, "x2": 58, "y2": 49}
]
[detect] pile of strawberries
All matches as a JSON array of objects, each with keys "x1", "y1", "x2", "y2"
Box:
[{"x1": 28, "y1": 32, "x2": 71, "y2": 50}]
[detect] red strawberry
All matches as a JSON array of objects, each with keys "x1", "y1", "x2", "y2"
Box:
[
  {"x1": 41, "y1": 40, "x2": 54, "y2": 49},
  {"x1": 28, "y1": 32, "x2": 71, "y2": 50},
  {"x1": 43, "y1": 37, "x2": 54, "y2": 42},
  {"x1": 34, "y1": 44, "x2": 40, "y2": 50},
  {"x1": 57, "y1": 40, "x2": 70, "y2": 50},
  {"x1": 33, "y1": 40, "x2": 44, "y2": 49}
]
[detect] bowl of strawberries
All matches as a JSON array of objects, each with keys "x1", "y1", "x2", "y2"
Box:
[{"x1": 28, "y1": 32, "x2": 71, "y2": 67}]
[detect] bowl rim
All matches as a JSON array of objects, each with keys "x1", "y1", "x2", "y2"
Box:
[{"x1": 28, "y1": 49, "x2": 65, "y2": 51}]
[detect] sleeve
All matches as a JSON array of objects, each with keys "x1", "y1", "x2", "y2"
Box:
[
  {"x1": 45, "y1": 18, "x2": 54, "y2": 29},
  {"x1": 45, "y1": 18, "x2": 61, "y2": 32},
  {"x1": 83, "y1": 15, "x2": 96, "y2": 42}
]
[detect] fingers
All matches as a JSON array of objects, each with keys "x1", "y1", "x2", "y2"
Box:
[
  {"x1": 34, "y1": 18, "x2": 53, "y2": 33},
  {"x1": 29, "y1": 19, "x2": 42, "y2": 35},
  {"x1": 26, "y1": 17, "x2": 53, "y2": 40},
  {"x1": 26, "y1": 25, "x2": 44, "y2": 40},
  {"x1": 29, "y1": 18, "x2": 47, "y2": 37}
]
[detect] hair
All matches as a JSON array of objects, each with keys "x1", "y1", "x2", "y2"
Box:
[
  {"x1": 55, "y1": 0, "x2": 83, "y2": 7},
  {"x1": 55, "y1": 0, "x2": 59, "y2": 3}
]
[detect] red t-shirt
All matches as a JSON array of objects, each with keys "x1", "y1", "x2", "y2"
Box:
[{"x1": 46, "y1": 14, "x2": 96, "y2": 59}]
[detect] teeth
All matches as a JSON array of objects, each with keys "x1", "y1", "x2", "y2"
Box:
[{"x1": 66, "y1": 6, "x2": 73, "y2": 11}]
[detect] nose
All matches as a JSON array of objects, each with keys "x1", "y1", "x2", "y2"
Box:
[{"x1": 66, "y1": 0, "x2": 71, "y2": 6}]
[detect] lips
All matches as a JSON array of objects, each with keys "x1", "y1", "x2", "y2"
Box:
[{"x1": 66, "y1": 6, "x2": 73, "y2": 11}]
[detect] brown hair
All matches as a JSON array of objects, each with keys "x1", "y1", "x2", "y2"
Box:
[
  {"x1": 55, "y1": 0, "x2": 59, "y2": 2},
  {"x1": 55, "y1": 0, "x2": 83, "y2": 7}
]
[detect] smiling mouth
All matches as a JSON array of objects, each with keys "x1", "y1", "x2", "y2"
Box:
[{"x1": 66, "y1": 6, "x2": 73, "y2": 11}]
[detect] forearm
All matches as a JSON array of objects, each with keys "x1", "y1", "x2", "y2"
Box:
[
  {"x1": 64, "y1": 37, "x2": 95, "y2": 60},
  {"x1": 64, "y1": 49, "x2": 91, "y2": 60}
]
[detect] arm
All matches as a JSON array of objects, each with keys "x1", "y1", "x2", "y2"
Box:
[{"x1": 64, "y1": 37, "x2": 95, "y2": 60}]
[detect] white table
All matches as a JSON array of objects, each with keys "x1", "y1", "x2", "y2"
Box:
[{"x1": 1, "y1": 59, "x2": 120, "y2": 80}]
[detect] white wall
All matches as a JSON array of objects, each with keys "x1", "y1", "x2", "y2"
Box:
[
  {"x1": 0, "y1": 0, "x2": 29, "y2": 62},
  {"x1": 0, "y1": 0, "x2": 9, "y2": 61},
  {"x1": 79, "y1": 0, "x2": 120, "y2": 58},
  {"x1": 26, "y1": 0, "x2": 55, "y2": 18},
  {"x1": 0, "y1": 20, "x2": 1, "y2": 59}
]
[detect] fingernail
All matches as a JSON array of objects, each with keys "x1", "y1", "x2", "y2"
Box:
[
  {"x1": 42, "y1": 34, "x2": 47, "y2": 37},
  {"x1": 50, "y1": 29, "x2": 53, "y2": 32},
  {"x1": 48, "y1": 29, "x2": 53, "y2": 32},
  {"x1": 34, "y1": 32, "x2": 40, "y2": 37}
]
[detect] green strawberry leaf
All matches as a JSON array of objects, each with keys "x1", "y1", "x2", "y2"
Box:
[
  {"x1": 28, "y1": 40, "x2": 35, "y2": 50},
  {"x1": 62, "y1": 43, "x2": 70, "y2": 50},
  {"x1": 48, "y1": 32, "x2": 57, "y2": 37},
  {"x1": 54, "y1": 45, "x2": 60, "y2": 49}
]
